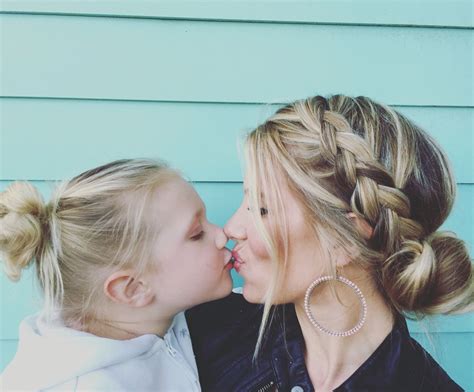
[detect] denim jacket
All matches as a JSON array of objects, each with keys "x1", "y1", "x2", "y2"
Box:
[{"x1": 186, "y1": 293, "x2": 463, "y2": 392}]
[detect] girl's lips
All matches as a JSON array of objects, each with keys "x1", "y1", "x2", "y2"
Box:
[{"x1": 223, "y1": 249, "x2": 234, "y2": 270}]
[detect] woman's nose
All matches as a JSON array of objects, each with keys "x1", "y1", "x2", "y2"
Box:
[{"x1": 224, "y1": 211, "x2": 246, "y2": 241}]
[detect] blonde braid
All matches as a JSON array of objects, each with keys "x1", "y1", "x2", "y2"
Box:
[
  {"x1": 314, "y1": 97, "x2": 445, "y2": 311},
  {"x1": 256, "y1": 94, "x2": 472, "y2": 316}
]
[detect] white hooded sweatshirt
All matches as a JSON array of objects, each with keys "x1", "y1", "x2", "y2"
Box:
[{"x1": 0, "y1": 312, "x2": 201, "y2": 391}]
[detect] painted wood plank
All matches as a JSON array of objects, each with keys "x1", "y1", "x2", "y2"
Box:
[
  {"x1": 1, "y1": 99, "x2": 472, "y2": 182},
  {"x1": 1, "y1": 14, "x2": 472, "y2": 106},
  {"x1": 1, "y1": 0, "x2": 472, "y2": 28},
  {"x1": 0, "y1": 268, "x2": 40, "y2": 340},
  {"x1": 0, "y1": 181, "x2": 472, "y2": 340}
]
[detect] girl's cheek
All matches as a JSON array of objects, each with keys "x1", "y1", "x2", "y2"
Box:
[{"x1": 203, "y1": 244, "x2": 222, "y2": 271}]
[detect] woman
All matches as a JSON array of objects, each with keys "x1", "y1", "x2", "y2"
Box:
[
  {"x1": 186, "y1": 95, "x2": 472, "y2": 391},
  {"x1": 0, "y1": 159, "x2": 234, "y2": 391}
]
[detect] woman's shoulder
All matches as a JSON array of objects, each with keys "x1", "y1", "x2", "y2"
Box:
[
  {"x1": 393, "y1": 314, "x2": 462, "y2": 390},
  {"x1": 185, "y1": 290, "x2": 270, "y2": 390},
  {"x1": 398, "y1": 334, "x2": 464, "y2": 391},
  {"x1": 185, "y1": 289, "x2": 262, "y2": 335},
  {"x1": 346, "y1": 314, "x2": 464, "y2": 391}
]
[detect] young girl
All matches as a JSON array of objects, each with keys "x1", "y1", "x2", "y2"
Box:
[{"x1": 0, "y1": 159, "x2": 234, "y2": 391}]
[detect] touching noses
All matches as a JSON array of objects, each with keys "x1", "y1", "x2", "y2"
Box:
[{"x1": 214, "y1": 225, "x2": 228, "y2": 250}]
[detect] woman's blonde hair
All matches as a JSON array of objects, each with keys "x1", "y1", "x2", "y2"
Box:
[
  {"x1": 0, "y1": 159, "x2": 179, "y2": 329},
  {"x1": 245, "y1": 95, "x2": 473, "y2": 353}
]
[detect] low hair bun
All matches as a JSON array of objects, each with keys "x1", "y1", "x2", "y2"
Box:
[{"x1": 383, "y1": 232, "x2": 473, "y2": 315}]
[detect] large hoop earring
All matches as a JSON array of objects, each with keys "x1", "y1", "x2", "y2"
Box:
[{"x1": 304, "y1": 275, "x2": 367, "y2": 337}]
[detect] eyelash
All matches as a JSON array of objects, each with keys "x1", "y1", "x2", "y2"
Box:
[{"x1": 191, "y1": 231, "x2": 205, "y2": 241}]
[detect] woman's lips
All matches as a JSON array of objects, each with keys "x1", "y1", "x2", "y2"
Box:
[
  {"x1": 223, "y1": 250, "x2": 234, "y2": 270},
  {"x1": 231, "y1": 249, "x2": 245, "y2": 273}
]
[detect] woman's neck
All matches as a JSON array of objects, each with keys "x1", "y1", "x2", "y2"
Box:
[{"x1": 294, "y1": 271, "x2": 395, "y2": 391}]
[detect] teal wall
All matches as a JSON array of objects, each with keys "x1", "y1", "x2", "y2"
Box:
[{"x1": 0, "y1": 1, "x2": 473, "y2": 389}]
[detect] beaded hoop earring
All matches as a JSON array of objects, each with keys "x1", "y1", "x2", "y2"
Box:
[{"x1": 304, "y1": 275, "x2": 367, "y2": 337}]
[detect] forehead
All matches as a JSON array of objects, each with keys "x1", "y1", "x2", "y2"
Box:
[
  {"x1": 243, "y1": 172, "x2": 287, "y2": 198},
  {"x1": 151, "y1": 178, "x2": 202, "y2": 225},
  {"x1": 246, "y1": 171, "x2": 305, "y2": 216}
]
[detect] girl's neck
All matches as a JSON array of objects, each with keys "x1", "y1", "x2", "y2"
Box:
[
  {"x1": 82, "y1": 310, "x2": 175, "y2": 340},
  {"x1": 293, "y1": 272, "x2": 395, "y2": 391}
]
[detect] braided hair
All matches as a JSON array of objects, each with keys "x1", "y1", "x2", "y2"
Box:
[{"x1": 245, "y1": 95, "x2": 473, "y2": 353}]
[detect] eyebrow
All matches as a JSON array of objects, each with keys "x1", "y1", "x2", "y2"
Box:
[
  {"x1": 185, "y1": 206, "x2": 205, "y2": 235},
  {"x1": 244, "y1": 188, "x2": 265, "y2": 199}
]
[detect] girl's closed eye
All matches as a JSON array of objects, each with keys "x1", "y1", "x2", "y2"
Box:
[{"x1": 190, "y1": 230, "x2": 205, "y2": 241}]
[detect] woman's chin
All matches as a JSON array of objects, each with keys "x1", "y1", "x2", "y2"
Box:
[{"x1": 242, "y1": 284, "x2": 265, "y2": 304}]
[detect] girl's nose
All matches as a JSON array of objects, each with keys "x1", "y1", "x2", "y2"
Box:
[{"x1": 214, "y1": 226, "x2": 228, "y2": 250}]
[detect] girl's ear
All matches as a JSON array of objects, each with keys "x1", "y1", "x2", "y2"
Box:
[
  {"x1": 104, "y1": 270, "x2": 154, "y2": 307},
  {"x1": 347, "y1": 212, "x2": 374, "y2": 240}
]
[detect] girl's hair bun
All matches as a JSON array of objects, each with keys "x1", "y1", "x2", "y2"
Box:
[{"x1": 0, "y1": 182, "x2": 48, "y2": 280}]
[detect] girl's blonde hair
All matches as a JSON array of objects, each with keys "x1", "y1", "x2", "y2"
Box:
[
  {"x1": 245, "y1": 95, "x2": 473, "y2": 353},
  {"x1": 0, "y1": 159, "x2": 179, "y2": 329}
]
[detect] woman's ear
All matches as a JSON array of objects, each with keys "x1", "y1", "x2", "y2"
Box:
[
  {"x1": 332, "y1": 214, "x2": 373, "y2": 268},
  {"x1": 104, "y1": 270, "x2": 154, "y2": 307},
  {"x1": 347, "y1": 212, "x2": 374, "y2": 240}
]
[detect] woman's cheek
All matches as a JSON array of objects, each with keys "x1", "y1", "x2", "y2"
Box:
[{"x1": 248, "y1": 227, "x2": 271, "y2": 260}]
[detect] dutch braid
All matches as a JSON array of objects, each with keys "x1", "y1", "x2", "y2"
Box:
[{"x1": 252, "y1": 94, "x2": 472, "y2": 316}]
